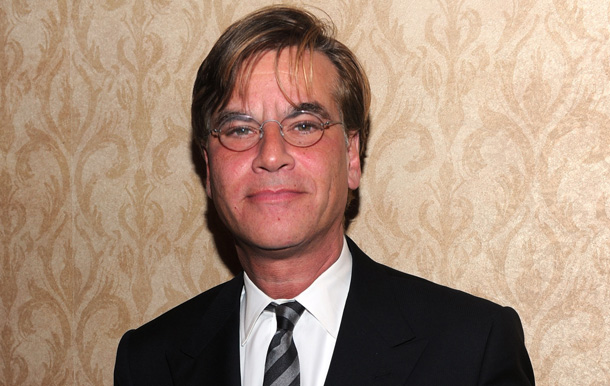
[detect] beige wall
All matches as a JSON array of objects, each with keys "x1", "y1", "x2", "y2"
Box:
[{"x1": 2, "y1": 0, "x2": 609, "y2": 384}]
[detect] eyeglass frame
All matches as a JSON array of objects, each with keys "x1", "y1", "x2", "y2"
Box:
[{"x1": 209, "y1": 110, "x2": 343, "y2": 152}]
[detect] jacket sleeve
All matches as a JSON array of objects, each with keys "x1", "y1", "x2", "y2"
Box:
[
  {"x1": 114, "y1": 330, "x2": 134, "y2": 386},
  {"x1": 477, "y1": 307, "x2": 535, "y2": 385}
]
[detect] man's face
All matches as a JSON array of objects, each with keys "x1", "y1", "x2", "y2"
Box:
[{"x1": 203, "y1": 49, "x2": 361, "y2": 256}]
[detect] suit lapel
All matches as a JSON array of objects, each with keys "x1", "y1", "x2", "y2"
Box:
[
  {"x1": 166, "y1": 274, "x2": 243, "y2": 386},
  {"x1": 324, "y1": 239, "x2": 427, "y2": 385}
]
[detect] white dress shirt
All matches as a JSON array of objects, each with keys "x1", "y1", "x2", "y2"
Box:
[{"x1": 239, "y1": 237, "x2": 352, "y2": 386}]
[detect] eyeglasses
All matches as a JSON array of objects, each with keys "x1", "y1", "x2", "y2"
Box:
[{"x1": 210, "y1": 110, "x2": 343, "y2": 152}]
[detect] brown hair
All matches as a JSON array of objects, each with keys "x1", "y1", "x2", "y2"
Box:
[{"x1": 191, "y1": 5, "x2": 371, "y2": 163}]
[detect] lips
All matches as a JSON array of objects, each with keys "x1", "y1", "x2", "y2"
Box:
[{"x1": 246, "y1": 188, "x2": 304, "y2": 203}]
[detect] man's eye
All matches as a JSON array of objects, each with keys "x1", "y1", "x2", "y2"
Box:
[
  {"x1": 224, "y1": 125, "x2": 257, "y2": 137},
  {"x1": 289, "y1": 121, "x2": 321, "y2": 134}
]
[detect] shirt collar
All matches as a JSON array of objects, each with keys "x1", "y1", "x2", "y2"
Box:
[{"x1": 240, "y1": 237, "x2": 352, "y2": 345}]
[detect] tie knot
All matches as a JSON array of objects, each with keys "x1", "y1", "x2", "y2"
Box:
[{"x1": 268, "y1": 301, "x2": 305, "y2": 332}]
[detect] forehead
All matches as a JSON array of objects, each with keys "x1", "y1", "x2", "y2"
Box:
[{"x1": 225, "y1": 48, "x2": 339, "y2": 115}]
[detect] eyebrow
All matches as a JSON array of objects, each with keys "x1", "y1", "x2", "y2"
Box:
[
  {"x1": 214, "y1": 102, "x2": 332, "y2": 126},
  {"x1": 214, "y1": 111, "x2": 256, "y2": 128},
  {"x1": 291, "y1": 102, "x2": 329, "y2": 118}
]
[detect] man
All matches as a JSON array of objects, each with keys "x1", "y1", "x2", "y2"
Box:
[{"x1": 114, "y1": 5, "x2": 535, "y2": 385}]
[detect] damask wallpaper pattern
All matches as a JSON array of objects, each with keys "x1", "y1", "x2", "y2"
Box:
[{"x1": 1, "y1": 0, "x2": 609, "y2": 384}]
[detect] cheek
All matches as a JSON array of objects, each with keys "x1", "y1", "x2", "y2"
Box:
[
  {"x1": 210, "y1": 163, "x2": 234, "y2": 193},
  {"x1": 208, "y1": 163, "x2": 244, "y2": 224},
  {"x1": 208, "y1": 155, "x2": 238, "y2": 198},
  {"x1": 305, "y1": 149, "x2": 349, "y2": 193}
]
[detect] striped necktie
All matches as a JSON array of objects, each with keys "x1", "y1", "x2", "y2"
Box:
[{"x1": 263, "y1": 301, "x2": 306, "y2": 386}]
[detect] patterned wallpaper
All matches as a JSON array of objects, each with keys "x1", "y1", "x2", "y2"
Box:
[{"x1": 2, "y1": 0, "x2": 609, "y2": 384}]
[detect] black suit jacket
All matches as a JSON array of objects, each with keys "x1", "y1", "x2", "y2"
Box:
[{"x1": 114, "y1": 238, "x2": 535, "y2": 385}]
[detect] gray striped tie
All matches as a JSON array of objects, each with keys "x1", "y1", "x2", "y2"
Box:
[{"x1": 263, "y1": 301, "x2": 306, "y2": 386}]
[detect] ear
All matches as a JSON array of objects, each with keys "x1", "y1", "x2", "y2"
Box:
[
  {"x1": 202, "y1": 145, "x2": 213, "y2": 199},
  {"x1": 346, "y1": 132, "x2": 361, "y2": 190}
]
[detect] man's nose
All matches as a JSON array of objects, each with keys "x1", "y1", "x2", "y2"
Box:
[{"x1": 251, "y1": 122, "x2": 295, "y2": 173}]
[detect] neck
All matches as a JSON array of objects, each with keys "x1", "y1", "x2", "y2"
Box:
[{"x1": 236, "y1": 233, "x2": 344, "y2": 299}]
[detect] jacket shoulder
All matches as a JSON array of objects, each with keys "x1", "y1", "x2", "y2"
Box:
[
  {"x1": 348, "y1": 237, "x2": 520, "y2": 335},
  {"x1": 117, "y1": 274, "x2": 242, "y2": 360},
  {"x1": 114, "y1": 275, "x2": 242, "y2": 385}
]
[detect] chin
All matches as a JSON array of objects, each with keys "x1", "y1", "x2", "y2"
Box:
[{"x1": 237, "y1": 230, "x2": 305, "y2": 253}]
